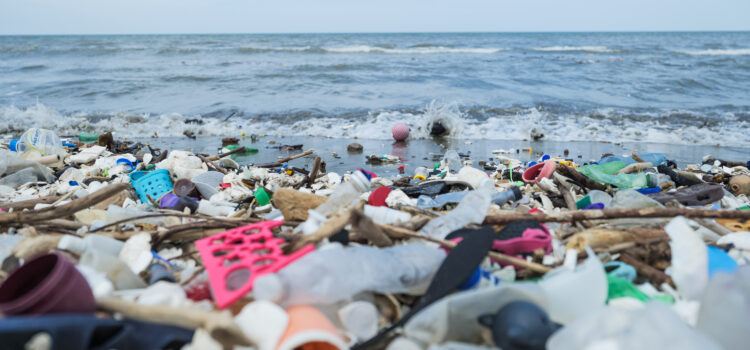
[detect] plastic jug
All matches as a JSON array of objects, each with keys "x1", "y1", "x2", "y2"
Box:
[
  {"x1": 363, "y1": 205, "x2": 412, "y2": 225},
  {"x1": 443, "y1": 150, "x2": 462, "y2": 173}
]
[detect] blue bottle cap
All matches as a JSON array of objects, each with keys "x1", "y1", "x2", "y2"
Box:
[
  {"x1": 541, "y1": 155, "x2": 550, "y2": 162},
  {"x1": 528, "y1": 161, "x2": 537, "y2": 167},
  {"x1": 9, "y1": 139, "x2": 18, "y2": 152}
]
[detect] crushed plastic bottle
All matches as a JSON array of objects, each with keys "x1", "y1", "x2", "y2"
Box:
[
  {"x1": 252, "y1": 244, "x2": 445, "y2": 306},
  {"x1": 313, "y1": 171, "x2": 370, "y2": 217},
  {"x1": 419, "y1": 189, "x2": 492, "y2": 239},
  {"x1": 14, "y1": 128, "x2": 66, "y2": 157}
]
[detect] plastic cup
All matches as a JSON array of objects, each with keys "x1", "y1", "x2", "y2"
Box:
[{"x1": 0, "y1": 253, "x2": 96, "y2": 316}]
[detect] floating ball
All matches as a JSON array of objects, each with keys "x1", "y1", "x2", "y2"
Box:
[{"x1": 392, "y1": 123, "x2": 410, "y2": 141}]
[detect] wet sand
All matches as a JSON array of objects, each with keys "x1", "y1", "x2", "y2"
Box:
[{"x1": 135, "y1": 136, "x2": 750, "y2": 177}]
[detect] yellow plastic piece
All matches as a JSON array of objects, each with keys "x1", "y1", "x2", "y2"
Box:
[{"x1": 413, "y1": 174, "x2": 426, "y2": 181}]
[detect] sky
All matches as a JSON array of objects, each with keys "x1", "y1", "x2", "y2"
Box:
[{"x1": 1, "y1": 0, "x2": 749, "y2": 35}]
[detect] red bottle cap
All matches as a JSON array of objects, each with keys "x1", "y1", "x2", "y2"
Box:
[{"x1": 368, "y1": 186, "x2": 392, "y2": 207}]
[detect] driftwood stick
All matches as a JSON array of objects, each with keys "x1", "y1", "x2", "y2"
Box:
[
  {"x1": 619, "y1": 252, "x2": 674, "y2": 287},
  {"x1": 556, "y1": 165, "x2": 607, "y2": 191},
  {"x1": 206, "y1": 146, "x2": 246, "y2": 161},
  {"x1": 484, "y1": 207, "x2": 750, "y2": 225},
  {"x1": 0, "y1": 183, "x2": 129, "y2": 225},
  {"x1": 197, "y1": 154, "x2": 228, "y2": 175},
  {"x1": 380, "y1": 224, "x2": 552, "y2": 274},
  {"x1": 96, "y1": 297, "x2": 253, "y2": 348},
  {"x1": 256, "y1": 150, "x2": 314, "y2": 168},
  {"x1": 291, "y1": 202, "x2": 362, "y2": 251},
  {"x1": 0, "y1": 195, "x2": 62, "y2": 210},
  {"x1": 307, "y1": 156, "x2": 321, "y2": 187}
]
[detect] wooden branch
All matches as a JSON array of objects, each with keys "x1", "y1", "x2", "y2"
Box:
[
  {"x1": 307, "y1": 156, "x2": 321, "y2": 187},
  {"x1": 0, "y1": 195, "x2": 62, "y2": 210},
  {"x1": 380, "y1": 224, "x2": 552, "y2": 274},
  {"x1": 484, "y1": 207, "x2": 750, "y2": 225},
  {"x1": 197, "y1": 154, "x2": 227, "y2": 175},
  {"x1": 256, "y1": 150, "x2": 314, "y2": 168},
  {"x1": 206, "y1": 146, "x2": 246, "y2": 161},
  {"x1": 0, "y1": 183, "x2": 129, "y2": 225},
  {"x1": 556, "y1": 165, "x2": 607, "y2": 191},
  {"x1": 96, "y1": 297, "x2": 253, "y2": 348},
  {"x1": 619, "y1": 252, "x2": 674, "y2": 287}
]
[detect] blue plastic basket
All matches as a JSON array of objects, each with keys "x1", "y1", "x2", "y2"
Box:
[{"x1": 129, "y1": 169, "x2": 173, "y2": 204}]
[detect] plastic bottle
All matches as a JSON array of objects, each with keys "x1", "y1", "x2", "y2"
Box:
[
  {"x1": 491, "y1": 187, "x2": 523, "y2": 206},
  {"x1": 578, "y1": 165, "x2": 656, "y2": 189},
  {"x1": 363, "y1": 205, "x2": 412, "y2": 225},
  {"x1": 419, "y1": 189, "x2": 492, "y2": 240},
  {"x1": 58, "y1": 234, "x2": 125, "y2": 256},
  {"x1": 639, "y1": 153, "x2": 667, "y2": 166},
  {"x1": 598, "y1": 155, "x2": 635, "y2": 165},
  {"x1": 312, "y1": 171, "x2": 370, "y2": 218},
  {"x1": 442, "y1": 150, "x2": 462, "y2": 173},
  {"x1": 413, "y1": 166, "x2": 429, "y2": 181},
  {"x1": 252, "y1": 244, "x2": 446, "y2": 306},
  {"x1": 78, "y1": 133, "x2": 99, "y2": 144},
  {"x1": 416, "y1": 191, "x2": 469, "y2": 209},
  {"x1": 575, "y1": 190, "x2": 613, "y2": 209},
  {"x1": 14, "y1": 128, "x2": 65, "y2": 157}
]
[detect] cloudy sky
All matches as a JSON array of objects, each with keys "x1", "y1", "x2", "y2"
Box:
[{"x1": 1, "y1": 0, "x2": 748, "y2": 35}]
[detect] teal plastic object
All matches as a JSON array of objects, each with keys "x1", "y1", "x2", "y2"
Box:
[
  {"x1": 129, "y1": 169, "x2": 173, "y2": 204},
  {"x1": 604, "y1": 261, "x2": 637, "y2": 282},
  {"x1": 707, "y1": 246, "x2": 738, "y2": 278}
]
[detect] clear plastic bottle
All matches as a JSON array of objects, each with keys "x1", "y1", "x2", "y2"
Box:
[
  {"x1": 58, "y1": 234, "x2": 125, "y2": 256},
  {"x1": 313, "y1": 171, "x2": 370, "y2": 217},
  {"x1": 419, "y1": 189, "x2": 492, "y2": 240},
  {"x1": 363, "y1": 205, "x2": 412, "y2": 225},
  {"x1": 252, "y1": 244, "x2": 446, "y2": 306},
  {"x1": 14, "y1": 128, "x2": 65, "y2": 157},
  {"x1": 442, "y1": 150, "x2": 462, "y2": 173},
  {"x1": 413, "y1": 166, "x2": 429, "y2": 181},
  {"x1": 576, "y1": 190, "x2": 613, "y2": 209},
  {"x1": 457, "y1": 166, "x2": 489, "y2": 190}
]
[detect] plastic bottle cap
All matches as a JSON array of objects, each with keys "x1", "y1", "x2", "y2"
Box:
[
  {"x1": 254, "y1": 188, "x2": 271, "y2": 206},
  {"x1": 368, "y1": 186, "x2": 392, "y2": 207},
  {"x1": 9, "y1": 139, "x2": 18, "y2": 152},
  {"x1": 413, "y1": 174, "x2": 426, "y2": 181}
]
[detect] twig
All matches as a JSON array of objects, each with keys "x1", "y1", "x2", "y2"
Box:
[
  {"x1": 0, "y1": 183, "x2": 129, "y2": 225},
  {"x1": 197, "y1": 154, "x2": 227, "y2": 174},
  {"x1": 556, "y1": 165, "x2": 607, "y2": 191},
  {"x1": 484, "y1": 207, "x2": 750, "y2": 225},
  {"x1": 380, "y1": 224, "x2": 552, "y2": 274},
  {"x1": 0, "y1": 195, "x2": 61, "y2": 210},
  {"x1": 307, "y1": 156, "x2": 321, "y2": 187},
  {"x1": 206, "y1": 146, "x2": 246, "y2": 161},
  {"x1": 256, "y1": 150, "x2": 314, "y2": 168}
]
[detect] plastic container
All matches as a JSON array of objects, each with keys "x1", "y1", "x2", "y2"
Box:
[
  {"x1": 575, "y1": 190, "x2": 613, "y2": 209},
  {"x1": 442, "y1": 150, "x2": 462, "y2": 172},
  {"x1": 254, "y1": 187, "x2": 271, "y2": 206},
  {"x1": 253, "y1": 244, "x2": 445, "y2": 306},
  {"x1": 78, "y1": 250, "x2": 147, "y2": 290},
  {"x1": 159, "y1": 194, "x2": 199, "y2": 213},
  {"x1": 457, "y1": 167, "x2": 489, "y2": 190},
  {"x1": 312, "y1": 171, "x2": 370, "y2": 217},
  {"x1": 522, "y1": 161, "x2": 557, "y2": 184},
  {"x1": 539, "y1": 248, "x2": 608, "y2": 324},
  {"x1": 363, "y1": 204, "x2": 412, "y2": 225},
  {"x1": 58, "y1": 234, "x2": 124, "y2": 256},
  {"x1": 413, "y1": 166, "x2": 429, "y2": 181},
  {"x1": 0, "y1": 253, "x2": 96, "y2": 315},
  {"x1": 173, "y1": 178, "x2": 196, "y2": 197},
  {"x1": 129, "y1": 169, "x2": 173, "y2": 204},
  {"x1": 419, "y1": 190, "x2": 492, "y2": 240},
  {"x1": 14, "y1": 128, "x2": 65, "y2": 157},
  {"x1": 78, "y1": 133, "x2": 99, "y2": 144}
]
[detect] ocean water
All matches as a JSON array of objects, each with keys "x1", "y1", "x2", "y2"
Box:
[{"x1": 1, "y1": 32, "x2": 749, "y2": 146}]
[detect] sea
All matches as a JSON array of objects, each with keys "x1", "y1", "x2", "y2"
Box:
[{"x1": 1, "y1": 32, "x2": 749, "y2": 146}]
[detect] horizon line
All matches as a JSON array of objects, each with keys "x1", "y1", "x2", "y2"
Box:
[{"x1": 1, "y1": 29, "x2": 749, "y2": 36}]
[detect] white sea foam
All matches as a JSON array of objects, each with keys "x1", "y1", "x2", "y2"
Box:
[
  {"x1": 323, "y1": 45, "x2": 504, "y2": 54},
  {"x1": 1, "y1": 103, "x2": 747, "y2": 147},
  {"x1": 531, "y1": 46, "x2": 616, "y2": 53},
  {"x1": 677, "y1": 48, "x2": 750, "y2": 56}
]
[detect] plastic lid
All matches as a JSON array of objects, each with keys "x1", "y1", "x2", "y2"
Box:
[
  {"x1": 58, "y1": 235, "x2": 86, "y2": 253},
  {"x1": 254, "y1": 188, "x2": 271, "y2": 206},
  {"x1": 9, "y1": 139, "x2": 18, "y2": 152},
  {"x1": 368, "y1": 186, "x2": 392, "y2": 207}
]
